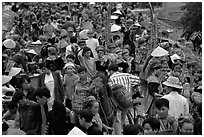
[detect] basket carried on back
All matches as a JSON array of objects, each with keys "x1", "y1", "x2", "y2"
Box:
[{"x1": 111, "y1": 84, "x2": 132, "y2": 110}]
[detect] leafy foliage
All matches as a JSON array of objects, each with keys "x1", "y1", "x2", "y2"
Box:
[{"x1": 179, "y1": 2, "x2": 202, "y2": 32}]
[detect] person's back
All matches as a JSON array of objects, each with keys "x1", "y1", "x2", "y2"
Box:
[
  {"x1": 18, "y1": 100, "x2": 41, "y2": 134},
  {"x1": 47, "y1": 100, "x2": 68, "y2": 135},
  {"x1": 162, "y1": 91, "x2": 189, "y2": 119}
]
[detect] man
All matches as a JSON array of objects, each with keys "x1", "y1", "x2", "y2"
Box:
[
  {"x1": 85, "y1": 30, "x2": 100, "y2": 59},
  {"x1": 35, "y1": 87, "x2": 68, "y2": 135},
  {"x1": 108, "y1": 63, "x2": 140, "y2": 135},
  {"x1": 162, "y1": 76, "x2": 189, "y2": 119},
  {"x1": 78, "y1": 109, "x2": 102, "y2": 135},
  {"x1": 12, "y1": 90, "x2": 42, "y2": 134}
]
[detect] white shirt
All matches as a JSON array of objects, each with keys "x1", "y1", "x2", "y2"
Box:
[
  {"x1": 162, "y1": 91, "x2": 189, "y2": 119},
  {"x1": 44, "y1": 73, "x2": 55, "y2": 104},
  {"x1": 86, "y1": 38, "x2": 99, "y2": 59}
]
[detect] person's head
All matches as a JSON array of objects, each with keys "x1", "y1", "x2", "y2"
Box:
[
  {"x1": 64, "y1": 62, "x2": 75, "y2": 74},
  {"x1": 123, "y1": 124, "x2": 144, "y2": 135},
  {"x1": 77, "y1": 66, "x2": 87, "y2": 79},
  {"x1": 78, "y1": 109, "x2": 94, "y2": 127},
  {"x1": 155, "y1": 98, "x2": 169, "y2": 119},
  {"x1": 66, "y1": 54, "x2": 75, "y2": 63},
  {"x1": 87, "y1": 30, "x2": 94, "y2": 38},
  {"x1": 122, "y1": 49, "x2": 130, "y2": 60},
  {"x1": 44, "y1": 60, "x2": 57, "y2": 72},
  {"x1": 35, "y1": 87, "x2": 51, "y2": 106},
  {"x1": 82, "y1": 46, "x2": 92, "y2": 58},
  {"x1": 20, "y1": 75, "x2": 31, "y2": 90},
  {"x1": 178, "y1": 117, "x2": 194, "y2": 134},
  {"x1": 108, "y1": 63, "x2": 119, "y2": 75},
  {"x1": 142, "y1": 118, "x2": 160, "y2": 135},
  {"x1": 78, "y1": 40, "x2": 86, "y2": 48},
  {"x1": 162, "y1": 76, "x2": 183, "y2": 94},
  {"x1": 96, "y1": 46, "x2": 105, "y2": 58},
  {"x1": 84, "y1": 96, "x2": 99, "y2": 115},
  {"x1": 12, "y1": 90, "x2": 26, "y2": 107},
  {"x1": 7, "y1": 101, "x2": 18, "y2": 114},
  {"x1": 70, "y1": 36, "x2": 77, "y2": 44},
  {"x1": 67, "y1": 27, "x2": 74, "y2": 36},
  {"x1": 149, "y1": 62, "x2": 162, "y2": 76},
  {"x1": 47, "y1": 17, "x2": 52, "y2": 24},
  {"x1": 173, "y1": 63, "x2": 182, "y2": 74}
]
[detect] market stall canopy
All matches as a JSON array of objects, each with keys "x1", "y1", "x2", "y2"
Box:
[{"x1": 151, "y1": 46, "x2": 168, "y2": 57}]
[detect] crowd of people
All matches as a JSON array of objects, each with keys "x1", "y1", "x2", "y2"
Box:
[{"x1": 2, "y1": 2, "x2": 202, "y2": 135}]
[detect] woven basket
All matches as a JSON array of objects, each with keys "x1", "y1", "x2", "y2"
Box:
[{"x1": 111, "y1": 84, "x2": 132, "y2": 109}]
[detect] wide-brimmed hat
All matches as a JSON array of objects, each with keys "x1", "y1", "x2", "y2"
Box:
[
  {"x1": 2, "y1": 75, "x2": 12, "y2": 85},
  {"x1": 8, "y1": 67, "x2": 21, "y2": 77},
  {"x1": 163, "y1": 76, "x2": 183, "y2": 89},
  {"x1": 3, "y1": 39, "x2": 16, "y2": 49},
  {"x1": 151, "y1": 46, "x2": 169, "y2": 57}
]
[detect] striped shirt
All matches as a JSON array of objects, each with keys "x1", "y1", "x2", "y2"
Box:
[{"x1": 108, "y1": 72, "x2": 140, "y2": 93}]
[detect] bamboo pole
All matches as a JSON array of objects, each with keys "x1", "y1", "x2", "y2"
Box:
[
  {"x1": 148, "y1": 2, "x2": 157, "y2": 50},
  {"x1": 105, "y1": 2, "x2": 112, "y2": 51}
]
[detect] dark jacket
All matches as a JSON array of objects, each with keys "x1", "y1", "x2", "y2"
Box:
[
  {"x1": 46, "y1": 100, "x2": 68, "y2": 135},
  {"x1": 38, "y1": 71, "x2": 64, "y2": 102},
  {"x1": 18, "y1": 100, "x2": 42, "y2": 134}
]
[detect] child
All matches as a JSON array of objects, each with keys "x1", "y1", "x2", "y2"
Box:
[
  {"x1": 155, "y1": 98, "x2": 178, "y2": 134},
  {"x1": 142, "y1": 117, "x2": 160, "y2": 135},
  {"x1": 63, "y1": 62, "x2": 79, "y2": 110},
  {"x1": 178, "y1": 116, "x2": 194, "y2": 135}
]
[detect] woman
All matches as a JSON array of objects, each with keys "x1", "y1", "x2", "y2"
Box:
[
  {"x1": 168, "y1": 63, "x2": 185, "y2": 84},
  {"x1": 122, "y1": 48, "x2": 135, "y2": 74},
  {"x1": 83, "y1": 96, "x2": 113, "y2": 134},
  {"x1": 38, "y1": 60, "x2": 64, "y2": 102},
  {"x1": 71, "y1": 67, "x2": 94, "y2": 125},
  {"x1": 95, "y1": 46, "x2": 109, "y2": 76},
  {"x1": 145, "y1": 62, "x2": 163, "y2": 118},
  {"x1": 19, "y1": 75, "x2": 36, "y2": 102},
  {"x1": 78, "y1": 47, "x2": 97, "y2": 78}
]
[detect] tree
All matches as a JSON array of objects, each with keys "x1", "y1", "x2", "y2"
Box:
[{"x1": 179, "y1": 2, "x2": 202, "y2": 33}]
